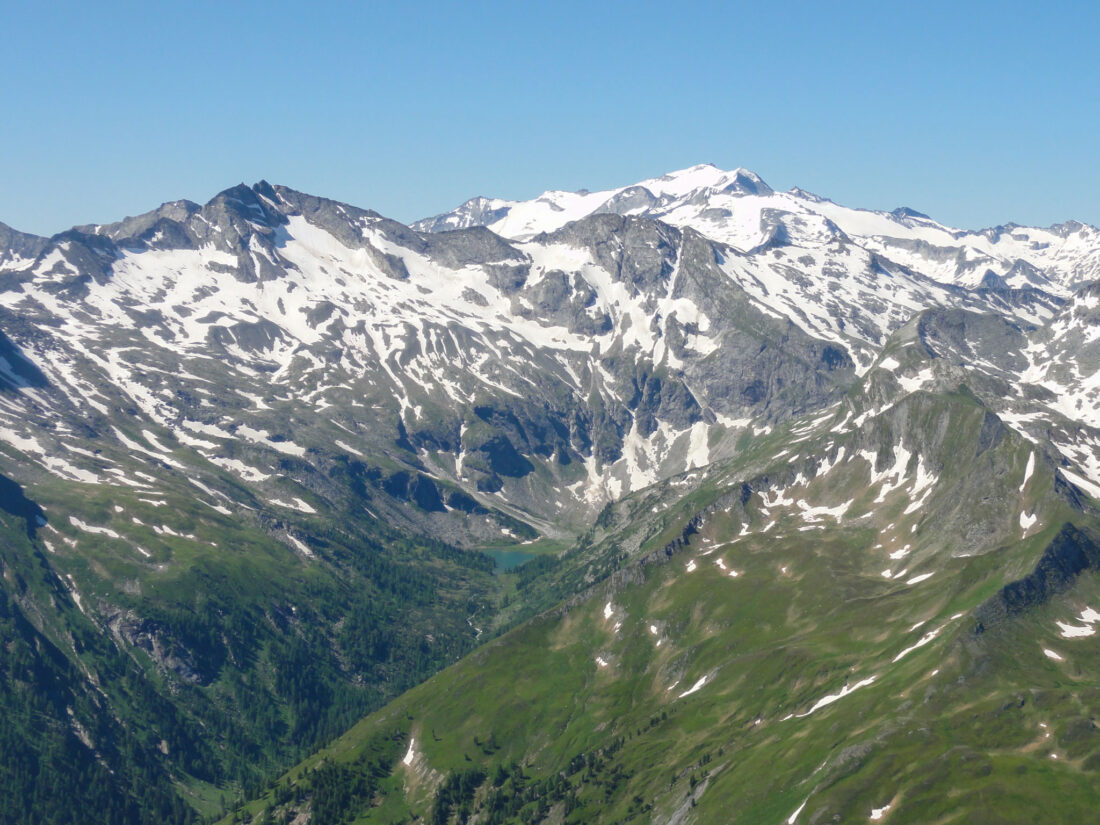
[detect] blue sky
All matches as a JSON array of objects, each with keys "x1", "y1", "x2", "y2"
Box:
[{"x1": 2, "y1": 0, "x2": 1098, "y2": 235}]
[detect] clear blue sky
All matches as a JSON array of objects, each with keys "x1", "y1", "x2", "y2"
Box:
[{"x1": 2, "y1": 0, "x2": 1098, "y2": 236}]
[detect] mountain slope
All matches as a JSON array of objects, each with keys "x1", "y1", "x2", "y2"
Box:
[
  {"x1": 0, "y1": 429, "x2": 503, "y2": 822},
  {"x1": 0, "y1": 183, "x2": 858, "y2": 537},
  {"x1": 225, "y1": 359, "x2": 1100, "y2": 825},
  {"x1": 0, "y1": 165, "x2": 1098, "y2": 822}
]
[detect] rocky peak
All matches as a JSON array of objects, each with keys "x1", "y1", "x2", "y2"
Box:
[{"x1": 0, "y1": 221, "x2": 49, "y2": 265}]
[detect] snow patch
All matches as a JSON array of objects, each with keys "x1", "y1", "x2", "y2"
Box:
[
  {"x1": 269, "y1": 497, "x2": 316, "y2": 514},
  {"x1": 795, "y1": 498, "x2": 852, "y2": 523},
  {"x1": 896, "y1": 366, "x2": 935, "y2": 394},
  {"x1": 68, "y1": 516, "x2": 120, "y2": 539},
  {"x1": 1062, "y1": 468, "x2": 1100, "y2": 500},
  {"x1": 286, "y1": 535, "x2": 314, "y2": 558},
  {"x1": 334, "y1": 439, "x2": 364, "y2": 457},
  {"x1": 888, "y1": 545, "x2": 911, "y2": 560},
  {"x1": 678, "y1": 675, "x2": 708, "y2": 698},
  {"x1": 1056, "y1": 620, "x2": 1096, "y2": 638},
  {"x1": 893, "y1": 627, "x2": 943, "y2": 662},
  {"x1": 236, "y1": 425, "x2": 306, "y2": 457},
  {"x1": 685, "y1": 421, "x2": 710, "y2": 470},
  {"x1": 796, "y1": 676, "x2": 876, "y2": 717},
  {"x1": 1021, "y1": 452, "x2": 1035, "y2": 492},
  {"x1": 787, "y1": 798, "x2": 809, "y2": 824},
  {"x1": 208, "y1": 457, "x2": 271, "y2": 481}
]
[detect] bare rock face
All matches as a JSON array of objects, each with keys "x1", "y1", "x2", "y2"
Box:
[{"x1": 975, "y1": 524, "x2": 1100, "y2": 632}]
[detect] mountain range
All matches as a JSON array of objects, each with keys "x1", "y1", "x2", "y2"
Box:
[{"x1": 1, "y1": 164, "x2": 1099, "y2": 824}]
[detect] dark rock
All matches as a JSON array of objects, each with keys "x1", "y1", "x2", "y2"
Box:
[
  {"x1": 974, "y1": 524, "x2": 1100, "y2": 632},
  {"x1": 0, "y1": 472, "x2": 46, "y2": 537}
]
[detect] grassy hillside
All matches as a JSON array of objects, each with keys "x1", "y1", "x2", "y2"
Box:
[
  {"x1": 221, "y1": 392, "x2": 1100, "y2": 824},
  {"x1": 0, "y1": 459, "x2": 525, "y2": 823}
]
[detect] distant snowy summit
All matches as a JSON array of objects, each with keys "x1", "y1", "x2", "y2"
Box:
[
  {"x1": 413, "y1": 164, "x2": 772, "y2": 239},
  {"x1": 416, "y1": 163, "x2": 1100, "y2": 296}
]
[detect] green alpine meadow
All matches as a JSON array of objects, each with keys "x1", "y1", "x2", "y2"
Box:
[{"x1": 218, "y1": 361, "x2": 1100, "y2": 825}]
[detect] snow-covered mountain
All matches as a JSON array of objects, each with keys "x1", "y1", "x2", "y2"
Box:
[
  {"x1": 418, "y1": 164, "x2": 1100, "y2": 496},
  {"x1": 417, "y1": 163, "x2": 1100, "y2": 294},
  {"x1": 3, "y1": 166, "x2": 1100, "y2": 823},
  {"x1": 1, "y1": 167, "x2": 1099, "y2": 553}
]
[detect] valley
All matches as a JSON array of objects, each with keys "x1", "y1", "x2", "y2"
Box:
[{"x1": 0, "y1": 164, "x2": 1098, "y2": 823}]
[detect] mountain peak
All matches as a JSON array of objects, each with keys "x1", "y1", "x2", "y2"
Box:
[
  {"x1": 208, "y1": 182, "x2": 265, "y2": 208},
  {"x1": 660, "y1": 162, "x2": 720, "y2": 176},
  {"x1": 890, "y1": 206, "x2": 932, "y2": 221},
  {"x1": 645, "y1": 164, "x2": 771, "y2": 197},
  {"x1": 0, "y1": 220, "x2": 48, "y2": 261}
]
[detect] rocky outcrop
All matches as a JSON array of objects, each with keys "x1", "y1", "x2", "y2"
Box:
[{"x1": 974, "y1": 523, "x2": 1100, "y2": 632}]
